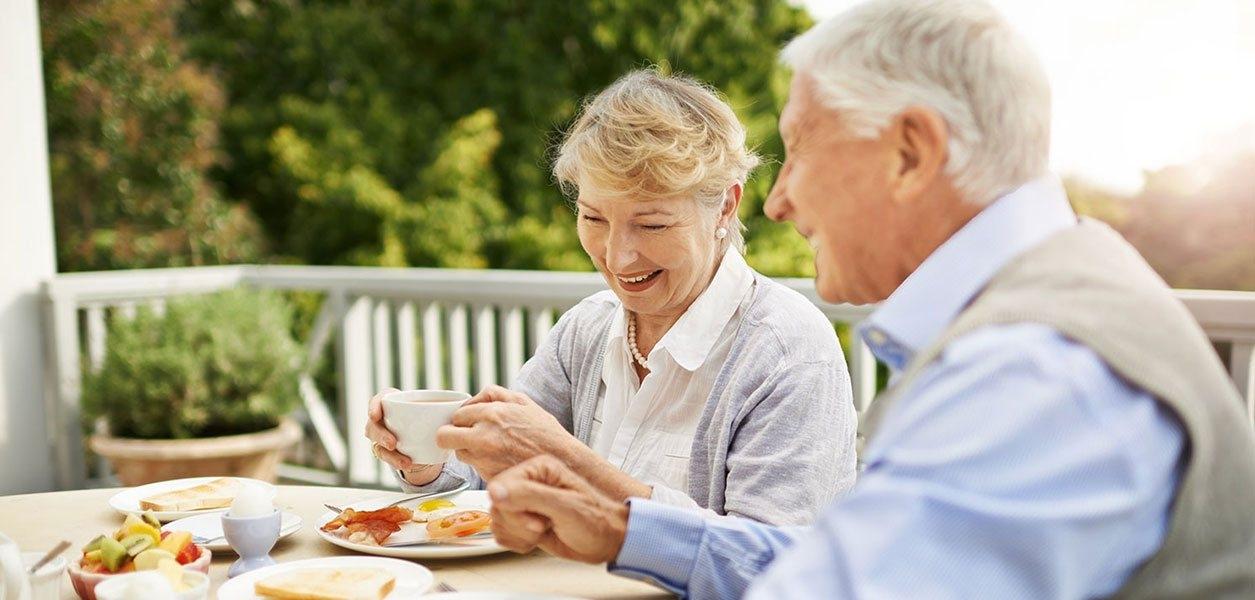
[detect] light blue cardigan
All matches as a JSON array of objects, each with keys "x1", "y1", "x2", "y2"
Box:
[{"x1": 401, "y1": 273, "x2": 857, "y2": 525}]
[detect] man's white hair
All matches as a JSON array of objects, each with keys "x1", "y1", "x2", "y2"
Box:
[{"x1": 781, "y1": 0, "x2": 1051, "y2": 205}]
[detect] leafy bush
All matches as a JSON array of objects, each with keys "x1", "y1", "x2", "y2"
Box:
[
  {"x1": 41, "y1": 0, "x2": 265, "y2": 272},
  {"x1": 83, "y1": 289, "x2": 303, "y2": 439}
]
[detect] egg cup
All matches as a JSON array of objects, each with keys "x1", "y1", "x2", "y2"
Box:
[{"x1": 221, "y1": 509, "x2": 281, "y2": 578}]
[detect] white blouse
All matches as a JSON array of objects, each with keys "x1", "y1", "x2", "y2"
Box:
[{"x1": 588, "y1": 247, "x2": 755, "y2": 509}]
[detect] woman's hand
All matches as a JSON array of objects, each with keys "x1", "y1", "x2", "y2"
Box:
[
  {"x1": 364, "y1": 388, "x2": 443, "y2": 486},
  {"x1": 435, "y1": 385, "x2": 581, "y2": 480}
]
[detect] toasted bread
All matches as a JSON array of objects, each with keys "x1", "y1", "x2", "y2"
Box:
[
  {"x1": 254, "y1": 568, "x2": 396, "y2": 600},
  {"x1": 138, "y1": 477, "x2": 240, "y2": 512}
]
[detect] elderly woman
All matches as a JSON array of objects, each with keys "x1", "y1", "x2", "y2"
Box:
[{"x1": 365, "y1": 70, "x2": 856, "y2": 524}]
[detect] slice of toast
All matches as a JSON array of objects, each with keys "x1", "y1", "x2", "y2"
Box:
[
  {"x1": 254, "y1": 568, "x2": 396, "y2": 600},
  {"x1": 138, "y1": 477, "x2": 240, "y2": 512}
]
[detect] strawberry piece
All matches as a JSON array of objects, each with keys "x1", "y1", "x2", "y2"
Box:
[{"x1": 175, "y1": 542, "x2": 200, "y2": 565}]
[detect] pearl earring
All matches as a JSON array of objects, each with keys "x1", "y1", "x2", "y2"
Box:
[{"x1": 715, "y1": 227, "x2": 728, "y2": 240}]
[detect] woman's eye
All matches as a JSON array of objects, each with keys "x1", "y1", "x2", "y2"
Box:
[{"x1": 581, "y1": 215, "x2": 605, "y2": 223}]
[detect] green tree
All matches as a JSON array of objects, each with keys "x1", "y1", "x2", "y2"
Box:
[
  {"x1": 176, "y1": 0, "x2": 815, "y2": 273},
  {"x1": 41, "y1": 0, "x2": 263, "y2": 272}
]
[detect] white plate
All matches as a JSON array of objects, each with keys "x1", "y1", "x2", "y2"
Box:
[
  {"x1": 162, "y1": 511, "x2": 302, "y2": 553},
  {"x1": 316, "y1": 490, "x2": 508, "y2": 559},
  {"x1": 216, "y1": 555, "x2": 433, "y2": 599},
  {"x1": 109, "y1": 477, "x2": 277, "y2": 522},
  {"x1": 425, "y1": 594, "x2": 585, "y2": 600}
]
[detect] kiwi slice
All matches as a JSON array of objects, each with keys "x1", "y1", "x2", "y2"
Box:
[
  {"x1": 81, "y1": 534, "x2": 109, "y2": 554},
  {"x1": 141, "y1": 512, "x2": 162, "y2": 529},
  {"x1": 99, "y1": 537, "x2": 127, "y2": 572},
  {"x1": 119, "y1": 533, "x2": 154, "y2": 557}
]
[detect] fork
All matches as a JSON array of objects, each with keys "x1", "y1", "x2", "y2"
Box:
[
  {"x1": 324, "y1": 481, "x2": 470, "y2": 514},
  {"x1": 434, "y1": 581, "x2": 457, "y2": 593},
  {"x1": 381, "y1": 531, "x2": 494, "y2": 547},
  {"x1": 191, "y1": 533, "x2": 225, "y2": 545}
]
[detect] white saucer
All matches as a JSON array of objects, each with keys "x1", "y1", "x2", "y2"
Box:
[
  {"x1": 109, "y1": 477, "x2": 276, "y2": 521},
  {"x1": 163, "y1": 511, "x2": 302, "y2": 553},
  {"x1": 316, "y1": 490, "x2": 508, "y2": 559},
  {"x1": 216, "y1": 556, "x2": 433, "y2": 599}
]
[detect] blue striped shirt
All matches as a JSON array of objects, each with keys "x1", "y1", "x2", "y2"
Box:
[{"x1": 609, "y1": 177, "x2": 1185, "y2": 599}]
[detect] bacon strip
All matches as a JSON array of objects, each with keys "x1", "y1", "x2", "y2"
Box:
[{"x1": 321, "y1": 506, "x2": 414, "y2": 544}]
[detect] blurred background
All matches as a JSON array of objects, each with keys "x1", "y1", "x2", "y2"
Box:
[
  {"x1": 3, "y1": 0, "x2": 1252, "y2": 494},
  {"x1": 38, "y1": 0, "x2": 1255, "y2": 288}
]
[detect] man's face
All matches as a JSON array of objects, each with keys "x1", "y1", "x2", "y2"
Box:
[{"x1": 765, "y1": 74, "x2": 902, "y2": 305}]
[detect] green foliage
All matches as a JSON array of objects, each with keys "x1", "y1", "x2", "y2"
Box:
[
  {"x1": 41, "y1": 0, "x2": 264, "y2": 272},
  {"x1": 174, "y1": 0, "x2": 814, "y2": 274},
  {"x1": 83, "y1": 290, "x2": 303, "y2": 439}
]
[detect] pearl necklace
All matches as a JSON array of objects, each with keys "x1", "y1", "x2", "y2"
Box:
[{"x1": 626, "y1": 313, "x2": 649, "y2": 369}]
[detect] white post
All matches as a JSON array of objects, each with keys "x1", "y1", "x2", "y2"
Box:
[
  {"x1": 0, "y1": 0, "x2": 59, "y2": 494},
  {"x1": 473, "y1": 304, "x2": 498, "y2": 390},
  {"x1": 848, "y1": 323, "x2": 879, "y2": 414},
  {"x1": 422, "y1": 303, "x2": 445, "y2": 389},
  {"x1": 449, "y1": 304, "x2": 470, "y2": 393},
  {"x1": 503, "y1": 307, "x2": 525, "y2": 386},
  {"x1": 338, "y1": 296, "x2": 376, "y2": 485}
]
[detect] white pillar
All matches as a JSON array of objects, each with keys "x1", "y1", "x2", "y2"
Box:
[{"x1": 0, "y1": 0, "x2": 58, "y2": 494}]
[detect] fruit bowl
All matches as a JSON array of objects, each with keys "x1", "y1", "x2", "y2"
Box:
[{"x1": 67, "y1": 543, "x2": 211, "y2": 600}]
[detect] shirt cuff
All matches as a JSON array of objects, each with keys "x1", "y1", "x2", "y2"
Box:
[
  {"x1": 608, "y1": 498, "x2": 706, "y2": 594},
  {"x1": 394, "y1": 467, "x2": 465, "y2": 494}
]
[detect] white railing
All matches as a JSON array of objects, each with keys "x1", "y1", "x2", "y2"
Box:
[{"x1": 41, "y1": 265, "x2": 1255, "y2": 490}]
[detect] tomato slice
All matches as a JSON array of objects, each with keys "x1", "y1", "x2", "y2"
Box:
[{"x1": 426, "y1": 510, "x2": 491, "y2": 539}]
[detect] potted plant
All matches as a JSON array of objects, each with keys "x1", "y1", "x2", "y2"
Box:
[{"x1": 84, "y1": 289, "x2": 304, "y2": 485}]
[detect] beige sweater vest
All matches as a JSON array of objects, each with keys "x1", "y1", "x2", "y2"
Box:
[{"x1": 859, "y1": 219, "x2": 1255, "y2": 598}]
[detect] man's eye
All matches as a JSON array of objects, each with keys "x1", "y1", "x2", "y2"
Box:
[{"x1": 641, "y1": 224, "x2": 668, "y2": 231}]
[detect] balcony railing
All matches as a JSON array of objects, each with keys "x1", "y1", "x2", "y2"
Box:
[{"x1": 41, "y1": 265, "x2": 1255, "y2": 490}]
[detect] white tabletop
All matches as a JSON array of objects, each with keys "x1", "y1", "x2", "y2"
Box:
[{"x1": 0, "y1": 485, "x2": 673, "y2": 599}]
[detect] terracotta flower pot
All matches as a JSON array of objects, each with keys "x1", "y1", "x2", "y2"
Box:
[{"x1": 89, "y1": 419, "x2": 302, "y2": 486}]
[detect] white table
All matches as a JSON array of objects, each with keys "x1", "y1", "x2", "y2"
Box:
[{"x1": 0, "y1": 486, "x2": 673, "y2": 598}]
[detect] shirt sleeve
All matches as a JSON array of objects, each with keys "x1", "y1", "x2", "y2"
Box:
[
  {"x1": 612, "y1": 324, "x2": 1185, "y2": 600},
  {"x1": 511, "y1": 306, "x2": 579, "y2": 431},
  {"x1": 721, "y1": 358, "x2": 857, "y2": 525},
  {"x1": 745, "y1": 324, "x2": 1185, "y2": 599},
  {"x1": 394, "y1": 458, "x2": 482, "y2": 493},
  {"x1": 609, "y1": 498, "x2": 808, "y2": 598}
]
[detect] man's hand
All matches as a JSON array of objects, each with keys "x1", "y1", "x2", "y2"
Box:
[
  {"x1": 487, "y1": 455, "x2": 630, "y2": 564},
  {"x1": 435, "y1": 385, "x2": 581, "y2": 480}
]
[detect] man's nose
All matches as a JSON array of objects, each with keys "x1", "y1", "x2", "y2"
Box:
[{"x1": 764, "y1": 164, "x2": 792, "y2": 222}]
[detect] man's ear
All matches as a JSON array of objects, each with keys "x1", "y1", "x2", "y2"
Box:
[{"x1": 888, "y1": 106, "x2": 949, "y2": 205}]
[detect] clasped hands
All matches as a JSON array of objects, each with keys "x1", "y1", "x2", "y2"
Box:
[{"x1": 364, "y1": 385, "x2": 629, "y2": 563}]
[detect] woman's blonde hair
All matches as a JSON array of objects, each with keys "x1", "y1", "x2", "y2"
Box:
[{"x1": 553, "y1": 69, "x2": 761, "y2": 250}]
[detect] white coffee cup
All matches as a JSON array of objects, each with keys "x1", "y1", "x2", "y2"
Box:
[{"x1": 382, "y1": 390, "x2": 471, "y2": 464}]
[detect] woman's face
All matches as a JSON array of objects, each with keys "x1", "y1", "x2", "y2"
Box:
[{"x1": 576, "y1": 186, "x2": 724, "y2": 320}]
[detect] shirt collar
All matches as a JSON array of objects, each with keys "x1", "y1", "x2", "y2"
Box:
[
  {"x1": 614, "y1": 247, "x2": 754, "y2": 372},
  {"x1": 859, "y1": 175, "x2": 1078, "y2": 371}
]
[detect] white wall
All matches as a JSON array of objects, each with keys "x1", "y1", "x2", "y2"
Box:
[{"x1": 0, "y1": 0, "x2": 58, "y2": 494}]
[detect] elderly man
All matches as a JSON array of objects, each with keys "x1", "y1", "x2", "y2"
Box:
[{"x1": 485, "y1": 0, "x2": 1255, "y2": 598}]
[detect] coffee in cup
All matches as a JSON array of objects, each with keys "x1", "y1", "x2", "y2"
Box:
[{"x1": 381, "y1": 390, "x2": 471, "y2": 464}]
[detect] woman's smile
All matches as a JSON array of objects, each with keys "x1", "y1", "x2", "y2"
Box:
[{"x1": 615, "y1": 269, "x2": 664, "y2": 292}]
